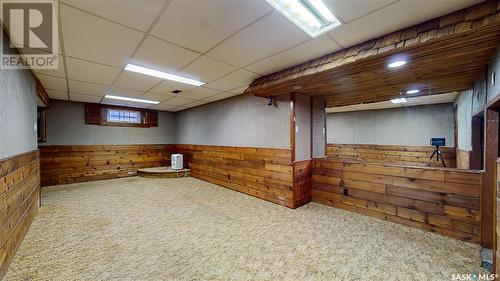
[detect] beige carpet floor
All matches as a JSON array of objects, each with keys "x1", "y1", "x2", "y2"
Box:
[{"x1": 6, "y1": 177, "x2": 486, "y2": 281}]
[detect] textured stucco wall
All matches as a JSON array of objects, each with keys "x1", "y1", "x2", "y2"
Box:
[
  {"x1": 327, "y1": 103, "x2": 455, "y2": 147},
  {"x1": 0, "y1": 30, "x2": 37, "y2": 159},
  {"x1": 471, "y1": 47, "x2": 500, "y2": 114},
  {"x1": 455, "y1": 91, "x2": 473, "y2": 151},
  {"x1": 487, "y1": 47, "x2": 500, "y2": 104},
  {"x1": 294, "y1": 93, "x2": 311, "y2": 160},
  {"x1": 312, "y1": 98, "x2": 326, "y2": 158},
  {"x1": 175, "y1": 94, "x2": 290, "y2": 148},
  {"x1": 41, "y1": 100, "x2": 176, "y2": 145}
]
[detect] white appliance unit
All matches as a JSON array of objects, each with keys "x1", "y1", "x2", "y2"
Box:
[{"x1": 171, "y1": 154, "x2": 184, "y2": 170}]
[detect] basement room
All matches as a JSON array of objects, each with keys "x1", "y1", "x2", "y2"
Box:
[{"x1": 1, "y1": 0, "x2": 500, "y2": 280}]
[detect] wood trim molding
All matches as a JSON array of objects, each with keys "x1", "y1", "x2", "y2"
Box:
[
  {"x1": 290, "y1": 93, "x2": 296, "y2": 162},
  {"x1": 36, "y1": 80, "x2": 49, "y2": 107}
]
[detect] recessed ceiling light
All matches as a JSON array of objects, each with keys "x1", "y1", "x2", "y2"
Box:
[
  {"x1": 390, "y1": 97, "x2": 407, "y2": 104},
  {"x1": 125, "y1": 64, "x2": 204, "y2": 86},
  {"x1": 265, "y1": 0, "x2": 342, "y2": 38},
  {"x1": 388, "y1": 60, "x2": 407, "y2": 68},
  {"x1": 105, "y1": 94, "x2": 160, "y2": 104},
  {"x1": 406, "y1": 89, "x2": 419, "y2": 94}
]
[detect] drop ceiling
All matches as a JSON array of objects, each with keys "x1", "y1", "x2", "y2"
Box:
[
  {"x1": 325, "y1": 92, "x2": 459, "y2": 113},
  {"x1": 10, "y1": 0, "x2": 482, "y2": 112}
]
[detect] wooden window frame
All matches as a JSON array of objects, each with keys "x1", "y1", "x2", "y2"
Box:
[{"x1": 85, "y1": 103, "x2": 158, "y2": 128}]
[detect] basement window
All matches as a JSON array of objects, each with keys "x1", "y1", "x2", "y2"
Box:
[
  {"x1": 106, "y1": 109, "x2": 141, "y2": 124},
  {"x1": 85, "y1": 103, "x2": 158, "y2": 128}
]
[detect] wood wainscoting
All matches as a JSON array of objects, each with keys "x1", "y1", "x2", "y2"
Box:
[
  {"x1": 40, "y1": 145, "x2": 174, "y2": 186},
  {"x1": 0, "y1": 150, "x2": 40, "y2": 279},
  {"x1": 174, "y1": 145, "x2": 296, "y2": 208},
  {"x1": 327, "y1": 144, "x2": 457, "y2": 168},
  {"x1": 293, "y1": 159, "x2": 312, "y2": 208},
  {"x1": 312, "y1": 158, "x2": 481, "y2": 242},
  {"x1": 497, "y1": 159, "x2": 500, "y2": 274}
]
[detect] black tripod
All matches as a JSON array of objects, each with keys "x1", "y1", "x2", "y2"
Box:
[{"x1": 428, "y1": 145, "x2": 446, "y2": 167}]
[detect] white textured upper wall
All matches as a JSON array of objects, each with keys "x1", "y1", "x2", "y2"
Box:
[
  {"x1": 0, "y1": 31, "x2": 37, "y2": 159},
  {"x1": 175, "y1": 94, "x2": 290, "y2": 148},
  {"x1": 327, "y1": 103, "x2": 455, "y2": 147},
  {"x1": 455, "y1": 91, "x2": 473, "y2": 151},
  {"x1": 41, "y1": 100, "x2": 176, "y2": 145},
  {"x1": 487, "y1": 47, "x2": 500, "y2": 104}
]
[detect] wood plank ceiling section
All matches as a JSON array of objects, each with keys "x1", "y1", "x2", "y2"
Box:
[{"x1": 245, "y1": 0, "x2": 500, "y2": 108}]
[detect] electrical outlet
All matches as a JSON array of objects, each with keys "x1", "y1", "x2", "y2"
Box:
[{"x1": 34, "y1": 123, "x2": 37, "y2": 131}]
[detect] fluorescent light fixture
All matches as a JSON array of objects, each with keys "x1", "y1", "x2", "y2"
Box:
[
  {"x1": 105, "y1": 94, "x2": 160, "y2": 104},
  {"x1": 265, "y1": 0, "x2": 341, "y2": 38},
  {"x1": 390, "y1": 97, "x2": 407, "y2": 104},
  {"x1": 406, "y1": 89, "x2": 420, "y2": 94},
  {"x1": 125, "y1": 64, "x2": 204, "y2": 86},
  {"x1": 388, "y1": 60, "x2": 407, "y2": 68}
]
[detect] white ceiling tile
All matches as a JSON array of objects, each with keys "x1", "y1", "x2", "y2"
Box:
[
  {"x1": 179, "y1": 56, "x2": 237, "y2": 83},
  {"x1": 228, "y1": 86, "x2": 248, "y2": 94},
  {"x1": 131, "y1": 36, "x2": 199, "y2": 74},
  {"x1": 162, "y1": 96, "x2": 196, "y2": 106},
  {"x1": 46, "y1": 89, "x2": 69, "y2": 101},
  {"x1": 125, "y1": 101, "x2": 152, "y2": 109},
  {"x1": 69, "y1": 93, "x2": 102, "y2": 103},
  {"x1": 149, "y1": 80, "x2": 197, "y2": 95},
  {"x1": 185, "y1": 99, "x2": 209, "y2": 108},
  {"x1": 169, "y1": 105, "x2": 190, "y2": 112},
  {"x1": 141, "y1": 92, "x2": 173, "y2": 102},
  {"x1": 327, "y1": 92, "x2": 458, "y2": 112},
  {"x1": 114, "y1": 71, "x2": 162, "y2": 91},
  {"x1": 68, "y1": 80, "x2": 108, "y2": 96},
  {"x1": 149, "y1": 102, "x2": 177, "y2": 111},
  {"x1": 325, "y1": 0, "x2": 397, "y2": 23},
  {"x1": 60, "y1": 4, "x2": 144, "y2": 67},
  {"x1": 101, "y1": 97, "x2": 128, "y2": 106},
  {"x1": 34, "y1": 56, "x2": 66, "y2": 78},
  {"x1": 246, "y1": 35, "x2": 341, "y2": 75},
  {"x1": 204, "y1": 92, "x2": 238, "y2": 102},
  {"x1": 181, "y1": 87, "x2": 221, "y2": 100},
  {"x1": 205, "y1": 69, "x2": 259, "y2": 92},
  {"x1": 108, "y1": 86, "x2": 144, "y2": 97},
  {"x1": 152, "y1": 0, "x2": 271, "y2": 53},
  {"x1": 36, "y1": 74, "x2": 67, "y2": 91},
  {"x1": 66, "y1": 57, "x2": 121, "y2": 85},
  {"x1": 328, "y1": 0, "x2": 482, "y2": 48},
  {"x1": 61, "y1": 0, "x2": 167, "y2": 32},
  {"x1": 207, "y1": 13, "x2": 309, "y2": 67}
]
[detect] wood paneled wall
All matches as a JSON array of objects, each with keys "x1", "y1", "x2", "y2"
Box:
[
  {"x1": 327, "y1": 144, "x2": 457, "y2": 168},
  {"x1": 312, "y1": 158, "x2": 481, "y2": 242},
  {"x1": 293, "y1": 159, "x2": 312, "y2": 208},
  {"x1": 0, "y1": 150, "x2": 40, "y2": 279},
  {"x1": 496, "y1": 159, "x2": 500, "y2": 274},
  {"x1": 40, "y1": 145, "x2": 174, "y2": 186},
  {"x1": 175, "y1": 145, "x2": 295, "y2": 208}
]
